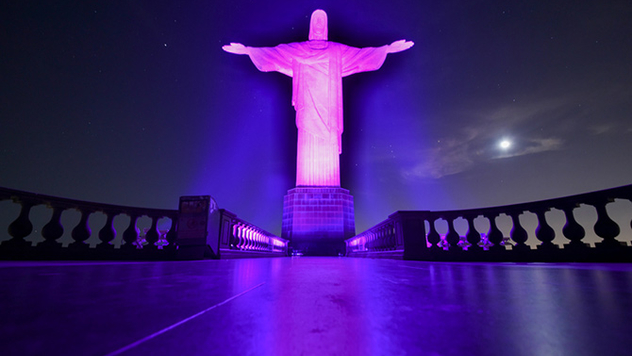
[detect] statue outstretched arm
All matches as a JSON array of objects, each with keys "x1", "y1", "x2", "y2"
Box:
[
  {"x1": 386, "y1": 40, "x2": 414, "y2": 54},
  {"x1": 222, "y1": 43, "x2": 250, "y2": 55},
  {"x1": 222, "y1": 42, "x2": 296, "y2": 76}
]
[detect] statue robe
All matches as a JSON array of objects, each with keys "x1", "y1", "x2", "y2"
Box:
[{"x1": 247, "y1": 41, "x2": 389, "y2": 186}]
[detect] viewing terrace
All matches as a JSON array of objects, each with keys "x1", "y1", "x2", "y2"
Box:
[{"x1": 1, "y1": 185, "x2": 632, "y2": 355}]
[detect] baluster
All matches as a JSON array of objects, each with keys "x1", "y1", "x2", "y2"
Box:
[
  {"x1": 70, "y1": 209, "x2": 92, "y2": 247},
  {"x1": 41, "y1": 205, "x2": 65, "y2": 248},
  {"x1": 508, "y1": 211, "x2": 529, "y2": 251},
  {"x1": 7, "y1": 201, "x2": 35, "y2": 247},
  {"x1": 263, "y1": 233, "x2": 267, "y2": 251},
  {"x1": 427, "y1": 218, "x2": 441, "y2": 250},
  {"x1": 592, "y1": 198, "x2": 622, "y2": 249},
  {"x1": 233, "y1": 224, "x2": 240, "y2": 249},
  {"x1": 445, "y1": 216, "x2": 461, "y2": 251},
  {"x1": 485, "y1": 213, "x2": 505, "y2": 251},
  {"x1": 253, "y1": 230, "x2": 258, "y2": 251},
  {"x1": 98, "y1": 211, "x2": 117, "y2": 248},
  {"x1": 465, "y1": 215, "x2": 481, "y2": 251},
  {"x1": 255, "y1": 230, "x2": 260, "y2": 251},
  {"x1": 241, "y1": 225, "x2": 247, "y2": 250},
  {"x1": 145, "y1": 216, "x2": 160, "y2": 249},
  {"x1": 237, "y1": 224, "x2": 245, "y2": 250},
  {"x1": 244, "y1": 228, "x2": 250, "y2": 250},
  {"x1": 532, "y1": 208, "x2": 557, "y2": 250},
  {"x1": 560, "y1": 204, "x2": 586, "y2": 249},
  {"x1": 165, "y1": 217, "x2": 177, "y2": 249},
  {"x1": 231, "y1": 224, "x2": 238, "y2": 248},
  {"x1": 122, "y1": 214, "x2": 140, "y2": 249}
]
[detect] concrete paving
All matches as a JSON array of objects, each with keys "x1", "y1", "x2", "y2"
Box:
[{"x1": 1, "y1": 258, "x2": 632, "y2": 356}]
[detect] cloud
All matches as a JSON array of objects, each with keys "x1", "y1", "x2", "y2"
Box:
[
  {"x1": 494, "y1": 137, "x2": 564, "y2": 159},
  {"x1": 402, "y1": 135, "x2": 564, "y2": 180},
  {"x1": 588, "y1": 124, "x2": 613, "y2": 135},
  {"x1": 400, "y1": 97, "x2": 571, "y2": 180},
  {"x1": 402, "y1": 146, "x2": 474, "y2": 179}
]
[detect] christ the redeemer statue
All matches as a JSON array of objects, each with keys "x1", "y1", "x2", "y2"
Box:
[{"x1": 223, "y1": 9, "x2": 413, "y2": 187}]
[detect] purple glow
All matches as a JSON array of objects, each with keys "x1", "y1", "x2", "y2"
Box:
[
  {"x1": 223, "y1": 10, "x2": 413, "y2": 187},
  {"x1": 232, "y1": 220, "x2": 287, "y2": 252}
]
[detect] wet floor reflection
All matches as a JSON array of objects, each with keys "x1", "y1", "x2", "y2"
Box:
[
  {"x1": 228, "y1": 259, "x2": 632, "y2": 356},
  {"x1": 1, "y1": 260, "x2": 632, "y2": 355}
]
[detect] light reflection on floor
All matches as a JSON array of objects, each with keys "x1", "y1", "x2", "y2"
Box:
[{"x1": 1, "y1": 258, "x2": 631, "y2": 356}]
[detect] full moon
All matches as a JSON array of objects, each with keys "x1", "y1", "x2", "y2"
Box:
[{"x1": 499, "y1": 139, "x2": 512, "y2": 150}]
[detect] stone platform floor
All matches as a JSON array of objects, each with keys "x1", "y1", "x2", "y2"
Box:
[{"x1": 1, "y1": 258, "x2": 632, "y2": 356}]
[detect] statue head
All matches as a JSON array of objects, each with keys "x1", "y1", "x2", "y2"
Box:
[{"x1": 309, "y1": 9, "x2": 328, "y2": 41}]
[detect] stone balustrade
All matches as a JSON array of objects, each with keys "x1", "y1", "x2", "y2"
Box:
[
  {"x1": 1, "y1": 187, "x2": 288, "y2": 260},
  {"x1": 0, "y1": 187, "x2": 178, "y2": 260},
  {"x1": 346, "y1": 184, "x2": 632, "y2": 262},
  {"x1": 218, "y1": 209, "x2": 288, "y2": 258}
]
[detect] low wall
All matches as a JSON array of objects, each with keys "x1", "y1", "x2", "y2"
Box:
[
  {"x1": 0, "y1": 187, "x2": 288, "y2": 260},
  {"x1": 217, "y1": 209, "x2": 288, "y2": 259},
  {"x1": 0, "y1": 187, "x2": 178, "y2": 260},
  {"x1": 346, "y1": 184, "x2": 632, "y2": 262}
]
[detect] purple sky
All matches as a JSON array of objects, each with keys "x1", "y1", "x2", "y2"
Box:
[{"x1": 2, "y1": 0, "x2": 631, "y2": 235}]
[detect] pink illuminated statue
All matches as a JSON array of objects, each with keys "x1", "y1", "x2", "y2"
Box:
[{"x1": 223, "y1": 9, "x2": 413, "y2": 187}]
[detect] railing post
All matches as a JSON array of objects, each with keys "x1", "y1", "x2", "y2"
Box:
[
  {"x1": 70, "y1": 209, "x2": 93, "y2": 248},
  {"x1": 7, "y1": 199, "x2": 36, "y2": 247},
  {"x1": 532, "y1": 208, "x2": 557, "y2": 250},
  {"x1": 464, "y1": 214, "x2": 481, "y2": 251},
  {"x1": 445, "y1": 215, "x2": 461, "y2": 251},
  {"x1": 165, "y1": 216, "x2": 178, "y2": 250},
  {"x1": 485, "y1": 213, "x2": 505, "y2": 251},
  {"x1": 508, "y1": 211, "x2": 529, "y2": 251},
  {"x1": 97, "y1": 211, "x2": 117, "y2": 249},
  {"x1": 145, "y1": 215, "x2": 160, "y2": 249},
  {"x1": 389, "y1": 211, "x2": 428, "y2": 260},
  {"x1": 558, "y1": 203, "x2": 587, "y2": 249},
  {"x1": 590, "y1": 198, "x2": 623, "y2": 249},
  {"x1": 217, "y1": 209, "x2": 237, "y2": 254},
  {"x1": 41, "y1": 205, "x2": 65, "y2": 248},
  {"x1": 426, "y1": 216, "x2": 441, "y2": 251},
  {"x1": 122, "y1": 214, "x2": 140, "y2": 250}
]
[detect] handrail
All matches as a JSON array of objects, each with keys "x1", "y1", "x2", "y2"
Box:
[
  {"x1": 218, "y1": 209, "x2": 288, "y2": 256},
  {"x1": 1, "y1": 187, "x2": 177, "y2": 259},
  {"x1": 346, "y1": 184, "x2": 632, "y2": 262}
]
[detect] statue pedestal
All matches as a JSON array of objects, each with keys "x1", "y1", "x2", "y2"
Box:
[{"x1": 282, "y1": 187, "x2": 355, "y2": 256}]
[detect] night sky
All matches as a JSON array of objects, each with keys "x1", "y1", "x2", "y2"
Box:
[{"x1": 2, "y1": 0, "x2": 631, "y2": 235}]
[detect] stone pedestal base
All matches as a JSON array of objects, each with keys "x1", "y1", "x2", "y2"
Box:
[{"x1": 282, "y1": 187, "x2": 355, "y2": 256}]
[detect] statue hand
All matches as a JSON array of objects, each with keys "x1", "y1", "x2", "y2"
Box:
[
  {"x1": 222, "y1": 43, "x2": 249, "y2": 55},
  {"x1": 388, "y1": 39, "x2": 414, "y2": 53}
]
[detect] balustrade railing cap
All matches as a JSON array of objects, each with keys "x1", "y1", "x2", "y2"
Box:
[{"x1": 0, "y1": 186, "x2": 177, "y2": 217}]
